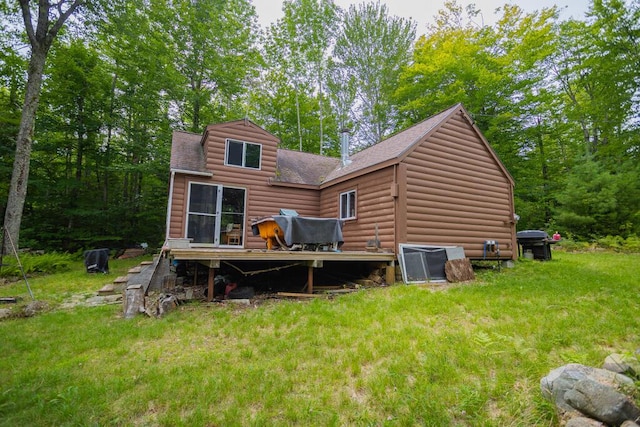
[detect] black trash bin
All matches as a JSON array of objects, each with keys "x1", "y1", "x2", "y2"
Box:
[
  {"x1": 84, "y1": 248, "x2": 110, "y2": 273},
  {"x1": 516, "y1": 230, "x2": 555, "y2": 261}
]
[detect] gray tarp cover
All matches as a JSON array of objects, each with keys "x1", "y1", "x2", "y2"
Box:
[{"x1": 272, "y1": 215, "x2": 344, "y2": 246}]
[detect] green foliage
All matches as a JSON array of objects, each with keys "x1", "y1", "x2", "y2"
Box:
[
  {"x1": 2, "y1": 0, "x2": 640, "y2": 251},
  {"x1": 554, "y1": 156, "x2": 640, "y2": 239},
  {"x1": 393, "y1": 0, "x2": 640, "y2": 237},
  {"x1": 0, "y1": 252, "x2": 73, "y2": 277},
  {"x1": 257, "y1": 0, "x2": 339, "y2": 153},
  {"x1": 156, "y1": 0, "x2": 261, "y2": 130},
  {"x1": 596, "y1": 235, "x2": 640, "y2": 252},
  {"x1": 332, "y1": 1, "x2": 416, "y2": 147}
]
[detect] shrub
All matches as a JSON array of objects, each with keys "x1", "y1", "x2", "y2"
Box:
[
  {"x1": 556, "y1": 235, "x2": 640, "y2": 253},
  {"x1": 553, "y1": 238, "x2": 593, "y2": 252},
  {"x1": 0, "y1": 252, "x2": 73, "y2": 278},
  {"x1": 596, "y1": 235, "x2": 625, "y2": 251},
  {"x1": 596, "y1": 235, "x2": 640, "y2": 253}
]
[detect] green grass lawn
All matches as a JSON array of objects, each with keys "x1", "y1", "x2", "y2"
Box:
[{"x1": 1, "y1": 251, "x2": 639, "y2": 426}]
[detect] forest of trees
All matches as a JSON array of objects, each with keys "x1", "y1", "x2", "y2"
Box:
[{"x1": 1, "y1": 0, "x2": 639, "y2": 252}]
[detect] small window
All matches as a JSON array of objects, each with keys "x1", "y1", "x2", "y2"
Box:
[
  {"x1": 225, "y1": 139, "x2": 261, "y2": 169},
  {"x1": 340, "y1": 190, "x2": 356, "y2": 220}
]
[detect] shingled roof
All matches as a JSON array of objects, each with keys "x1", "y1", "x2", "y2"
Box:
[
  {"x1": 274, "y1": 149, "x2": 341, "y2": 186},
  {"x1": 272, "y1": 105, "x2": 461, "y2": 187},
  {"x1": 170, "y1": 104, "x2": 464, "y2": 185},
  {"x1": 170, "y1": 130, "x2": 208, "y2": 173},
  {"x1": 321, "y1": 104, "x2": 460, "y2": 183}
]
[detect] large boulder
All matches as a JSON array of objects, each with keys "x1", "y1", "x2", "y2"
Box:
[
  {"x1": 565, "y1": 378, "x2": 640, "y2": 425},
  {"x1": 541, "y1": 363, "x2": 640, "y2": 425}
]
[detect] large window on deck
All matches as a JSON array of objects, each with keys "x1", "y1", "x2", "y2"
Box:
[{"x1": 186, "y1": 183, "x2": 246, "y2": 246}]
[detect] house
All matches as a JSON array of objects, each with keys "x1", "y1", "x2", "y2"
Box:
[{"x1": 166, "y1": 103, "x2": 516, "y2": 263}]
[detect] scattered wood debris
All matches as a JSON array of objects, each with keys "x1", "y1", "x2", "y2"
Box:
[{"x1": 276, "y1": 292, "x2": 325, "y2": 298}]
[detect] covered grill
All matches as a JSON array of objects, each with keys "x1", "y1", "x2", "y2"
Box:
[
  {"x1": 516, "y1": 230, "x2": 555, "y2": 261},
  {"x1": 252, "y1": 215, "x2": 344, "y2": 251}
]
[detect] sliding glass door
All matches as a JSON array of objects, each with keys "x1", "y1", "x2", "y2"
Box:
[{"x1": 186, "y1": 183, "x2": 246, "y2": 246}]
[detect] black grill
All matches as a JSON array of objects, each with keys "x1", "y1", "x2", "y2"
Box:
[{"x1": 516, "y1": 230, "x2": 555, "y2": 261}]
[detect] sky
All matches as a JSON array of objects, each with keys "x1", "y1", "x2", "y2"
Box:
[{"x1": 252, "y1": 0, "x2": 592, "y2": 31}]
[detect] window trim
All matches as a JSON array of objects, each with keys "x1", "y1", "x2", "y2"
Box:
[
  {"x1": 186, "y1": 182, "x2": 219, "y2": 245},
  {"x1": 339, "y1": 189, "x2": 357, "y2": 220},
  {"x1": 224, "y1": 138, "x2": 262, "y2": 170}
]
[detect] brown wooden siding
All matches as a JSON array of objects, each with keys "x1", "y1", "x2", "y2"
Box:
[
  {"x1": 168, "y1": 173, "x2": 187, "y2": 238},
  {"x1": 402, "y1": 113, "x2": 515, "y2": 259},
  {"x1": 203, "y1": 121, "x2": 278, "y2": 183},
  {"x1": 320, "y1": 167, "x2": 396, "y2": 251},
  {"x1": 247, "y1": 185, "x2": 321, "y2": 248},
  {"x1": 169, "y1": 122, "x2": 322, "y2": 249},
  {"x1": 169, "y1": 109, "x2": 516, "y2": 258}
]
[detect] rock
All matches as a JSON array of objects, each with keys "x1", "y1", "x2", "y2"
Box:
[
  {"x1": 604, "y1": 353, "x2": 640, "y2": 377},
  {"x1": 123, "y1": 284, "x2": 145, "y2": 318},
  {"x1": 566, "y1": 416, "x2": 606, "y2": 427},
  {"x1": 22, "y1": 301, "x2": 48, "y2": 317},
  {"x1": 622, "y1": 421, "x2": 640, "y2": 427},
  {"x1": 103, "y1": 294, "x2": 123, "y2": 304},
  {"x1": 225, "y1": 298, "x2": 251, "y2": 306},
  {"x1": 85, "y1": 296, "x2": 107, "y2": 306},
  {"x1": 158, "y1": 294, "x2": 178, "y2": 317},
  {"x1": 0, "y1": 308, "x2": 13, "y2": 319},
  {"x1": 541, "y1": 364, "x2": 635, "y2": 406},
  {"x1": 541, "y1": 364, "x2": 640, "y2": 425},
  {"x1": 564, "y1": 378, "x2": 640, "y2": 425}
]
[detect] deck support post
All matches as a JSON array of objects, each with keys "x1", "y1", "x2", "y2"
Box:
[
  {"x1": 207, "y1": 267, "x2": 215, "y2": 301},
  {"x1": 305, "y1": 260, "x2": 323, "y2": 294},
  {"x1": 307, "y1": 265, "x2": 313, "y2": 294}
]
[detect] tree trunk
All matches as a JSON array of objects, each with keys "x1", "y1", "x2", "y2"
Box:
[
  {"x1": 536, "y1": 117, "x2": 551, "y2": 223},
  {"x1": 2, "y1": 48, "x2": 47, "y2": 254},
  {"x1": 2, "y1": 0, "x2": 83, "y2": 254}
]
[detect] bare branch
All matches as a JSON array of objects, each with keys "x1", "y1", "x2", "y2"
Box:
[
  {"x1": 18, "y1": 0, "x2": 37, "y2": 47},
  {"x1": 49, "y1": 0, "x2": 83, "y2": 39}
]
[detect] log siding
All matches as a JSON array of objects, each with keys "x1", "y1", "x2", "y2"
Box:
[
  {"x1": 167, "y1": 105, "x2": 517, "y2": 260},
  {"x1": 402, "y1": 112, "x2": 515, "y2": 258},
  {"x1": 320, "y1": 167, "x2": 396, "y2": 252}
]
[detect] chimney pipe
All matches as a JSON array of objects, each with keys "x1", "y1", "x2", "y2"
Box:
[{"x1": 340, "y1": 128, "x2": 352, "y2": 167}]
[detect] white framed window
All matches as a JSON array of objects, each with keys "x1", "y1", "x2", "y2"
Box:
[
  {"x1": 340, "y1": 190, "x2": 356, "y2": 220},
  {"x1": 225, "y1": 139, "x2": 261, "y2": 169}
]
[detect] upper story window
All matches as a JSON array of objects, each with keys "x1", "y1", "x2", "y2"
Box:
[
  {"x1": 340, "y1": 189, "x2": 356, "y2": 220},
  {"x1": 225, "y1": 139, "x2": 261, "y2": 170}
]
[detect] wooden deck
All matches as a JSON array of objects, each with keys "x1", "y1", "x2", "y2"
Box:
[
  {"x1": 167, "y1": 247, "x2": 395, "y2": 263},
  {"x1": 165, "y1": 247, "x2": 397, "y2": 300}
]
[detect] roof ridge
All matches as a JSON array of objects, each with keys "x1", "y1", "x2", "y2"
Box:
[{"x1": 173, "y1": 129, "x2": 201, "y2": 136}]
